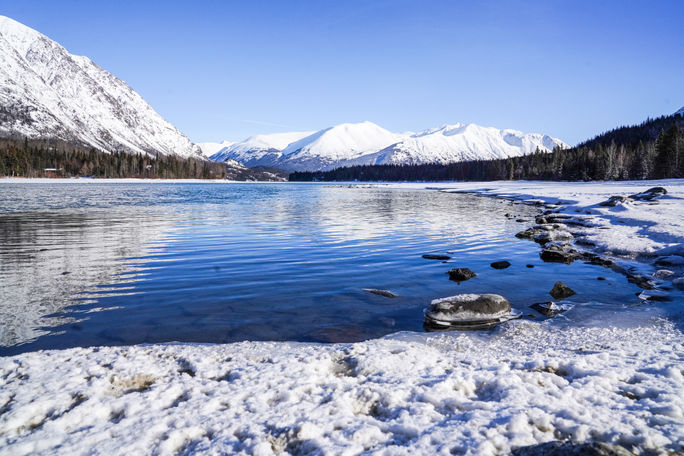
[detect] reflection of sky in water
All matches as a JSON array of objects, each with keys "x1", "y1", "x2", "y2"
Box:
[{"x1": 1, "y1": 183, "x2": 676, "y2": 355}]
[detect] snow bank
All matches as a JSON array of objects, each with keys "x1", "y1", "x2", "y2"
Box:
[{"x1": 1, "y1": 320, "x2": 682, "y2": 455}]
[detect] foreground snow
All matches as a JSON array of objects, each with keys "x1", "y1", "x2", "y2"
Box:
[{"x1": 1, "y1": 321, "x2": 682, "y2": 455}]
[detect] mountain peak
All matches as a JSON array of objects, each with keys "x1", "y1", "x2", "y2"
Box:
[
  {"x1": 0, "y1": 16, "x2": 199, "y2": 158},
  {"x1": 676, "y1": 106, "x2": 684, "y2": 116}
]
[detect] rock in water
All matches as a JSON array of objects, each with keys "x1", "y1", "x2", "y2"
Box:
[
  {"x1": 447, "y1": 268, "x2": 477, "y2": 282},
  {"x1": 512, "y1": 441, "x2": 635, "y2": 456},
  {"x1": 425, "y1": 294, "x2": 511, "y2": 322},
  {"x1": 549, "y1": 281, "x2": 576, "y2": 299},
  {"x1": 490, "y1": 260, "x2": 511, "y2": 269},
  {"x1": 363, "y1": 288, "x2": 398, "y2": 298},
  {"x1": 422, "y1": 254, "x2": 451, "y2": 260},
  {"x1": 540, "y1": 245, "x2": 577, "y2": 264}
]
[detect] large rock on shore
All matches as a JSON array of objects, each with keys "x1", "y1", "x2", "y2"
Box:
[
  {"x1": 629, "y1": 186, "x2": 667, "y2": 201},
  {"x1": 425, "y1": 294, "x2": 511, "y2": 322}
]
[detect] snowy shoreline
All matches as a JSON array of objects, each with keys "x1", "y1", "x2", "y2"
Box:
[{"x1": 1, "y1": 179, "x2": 683, "y2": 455}]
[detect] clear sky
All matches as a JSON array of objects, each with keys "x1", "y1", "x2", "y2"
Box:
[{"x1": 2, "y1": 0, "x2": 683, "y2": 145}]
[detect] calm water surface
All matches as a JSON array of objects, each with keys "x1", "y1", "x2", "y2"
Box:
[{"x1": 0, "y1": 182, "x2": 676, "y2": 355}]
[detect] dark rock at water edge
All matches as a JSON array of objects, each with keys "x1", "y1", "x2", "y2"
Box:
[
  {"x1": 490, "y1": 260, "x2": 511, "y2": 269},
  {"x1": 626, "y1": 272, "x2": 654, "y2": 290},
  {"x1": 447, "y1": 268, "x2": 477, "y2": 282},
  {"x1": 422, "y1": 254, "x2": 451, "y2": 260},
  {"x1": 512, "y1": 441, "x2": 635, "y2": 456},
  {"x1": 363, "y1": 288, "x2": 398, "y2": 298},
  {"x1": 540, "y1": 245, "x2": 577, "y2": 264},
  {"x1": 600, "y1": 195, "x2": 633, "y2": 207},
  {"x1": 629, "y1": 186, "x2": 667, "y2": 201},
  {"x1": 549, "y1": 281, "x2": 576, "y2": 299},
  {"x1": 530, "y1": 301, "x2": 571, "y2": 316}
]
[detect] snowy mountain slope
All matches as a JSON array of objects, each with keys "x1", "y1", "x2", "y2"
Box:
[
  {"x1": 197, "y1": 141, "x2": 233, "y2": 158},
  {"x1": 210, "y1": 131, "x2": 314, "y2": 167},
  {"x1": 209, "y1": 121, "x2": 567, "y2": 171},
  {"x1": 350, "y1": 123, "x2": 567, "y2": 167},
  {"x1": 676, "y1": 106, "x2": 684, "y2": 116},
  {"x1": 278, "y1": 121, "x2": 406, "y2": 171},
  {"x1": 0, "y1": 16, "x2": 200, "y2": 158}
]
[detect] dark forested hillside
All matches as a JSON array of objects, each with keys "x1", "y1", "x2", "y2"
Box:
[
  {"x1": 290, "y1": 112, "x2": 684, "y2": 182},
  {"x1": 0, "y1": 138, "x2": 286, "y2": 180}
]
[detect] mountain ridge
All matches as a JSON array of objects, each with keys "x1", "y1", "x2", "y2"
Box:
[
  {"x1": 210, "y1": 121, "x2": 568, "y2": 172},
  {"x1": 0, "y1": 15, "x2": 200, "y2": 158}
]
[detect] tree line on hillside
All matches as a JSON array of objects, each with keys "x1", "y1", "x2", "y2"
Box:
[
  {"x1": 290, "y1": 114, "x2": 684, "y2": 182},
  {"x1": 0, "y1": 138, "x2": 230, "y2": 179}
]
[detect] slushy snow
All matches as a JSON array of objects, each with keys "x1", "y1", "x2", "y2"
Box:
[{"x1": 0, "y1": 322, "x2": 682, "y2": 455}]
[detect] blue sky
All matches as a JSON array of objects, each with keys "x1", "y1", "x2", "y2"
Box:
[{"x1": 2, "y1": 0, "x2": 683, "y2": 145}]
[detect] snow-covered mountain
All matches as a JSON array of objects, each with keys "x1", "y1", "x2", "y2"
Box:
[
  {"x1": 675, "y1": 106, "x2": 684, "y2": 116},
  {"x1": 197, "y1": 141, "x2": 233, "y2": 158},
  {"x1": 0, "y1": 16, "x2": 200, "y2": 158},
  {"x1": 210, "y1": 131, "x2": 314, "y2": 167},
  {"x1": 210, "y1": 121, "x2": 567, "y2": 172},
  {"x1": 350, "y1": 123, "x2": 565, "y2": 167}
]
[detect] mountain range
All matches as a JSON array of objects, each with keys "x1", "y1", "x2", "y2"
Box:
[{"x1": 206, "y1": 121, "x2": 568, "y2": 172}]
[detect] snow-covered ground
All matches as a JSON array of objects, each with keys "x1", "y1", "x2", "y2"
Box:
[{"x1": 1, "y1": 179, "x2": 683, "y2": 455}]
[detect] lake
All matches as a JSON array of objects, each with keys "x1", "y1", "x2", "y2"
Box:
[{"x1": 0, "y1": 182, "x2": 661, "y2": 355}]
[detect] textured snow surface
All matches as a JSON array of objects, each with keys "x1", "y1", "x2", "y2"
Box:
[
  {"x1": 391, "y1": 179, "x2": 684, "y2": 260},
  {"x1": 0, "y1": 16, "x2": 200, "y2": 158},
  {"x1": 208, "y1": 122, "x2": 567, "y2": 172},
  {"x1": 1, "y1": 321, "x2": 682, "y2": 456}
]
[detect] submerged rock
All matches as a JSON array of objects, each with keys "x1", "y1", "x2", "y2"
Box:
[
  {"x1": 626, "y1": 272, "x2": 655, "y2": 290},
  {"x1": 447, "y1": 268, "x2": 477, "y2": 282},
  {"x1": 424, "y1": 294, "x2": 516, "y2": 330},
  {"x1": 422, "y1": 254, "x2": 451, "y2": 260},
  {"x1": 512, "y1": 441, "x2": 635, "y2": 456},
  {"x1": 549, "y1": 281, "x2": 576, "y2": 299},
  {"x1": 673, "y1": 277, "x2": 684, "y2": 290},
  {"x1": 490, "y1": 260, "x2": 511, "y2": 269},
  {"x1": 363, "y1": 288, "x2": 398, "y2": 298},
  {"x1": 655, "y1": 255, "x2": 684, "y2": 266}
]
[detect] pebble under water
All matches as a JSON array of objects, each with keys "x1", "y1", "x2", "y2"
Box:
[{"x1": 0, "y1": 182, "x2": 667, "y2": 355}]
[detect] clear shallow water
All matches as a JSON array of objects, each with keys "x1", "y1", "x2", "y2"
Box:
[{"x1": 0, "y1": 182, "x2": 674, "y2": 355}]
